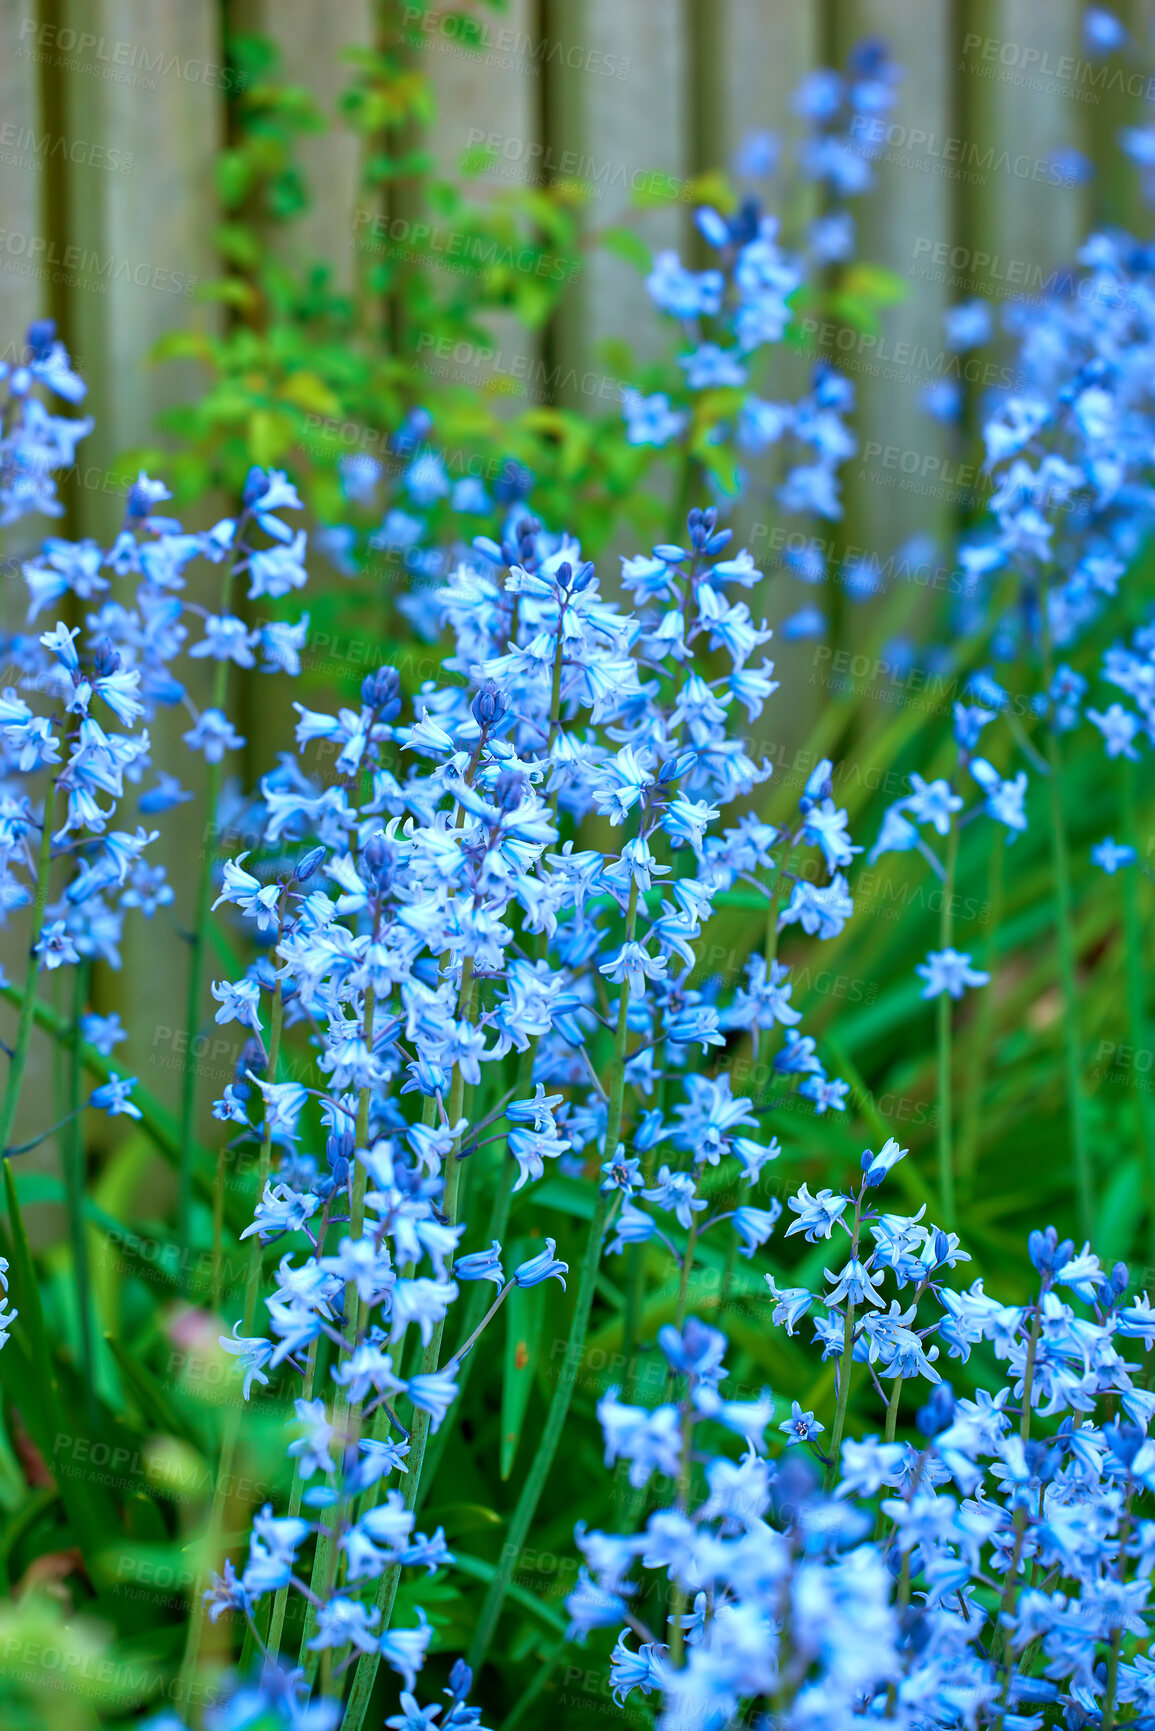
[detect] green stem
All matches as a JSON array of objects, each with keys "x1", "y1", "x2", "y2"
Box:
[
  {"x1": 673, "y1": 1217, "x2": 699, "y2": 1330},
  {"x1": 1102, "y1": 1627, "x2": 1123, "y2": 1731},
  {"x1": 343, "y1": 965, "x2": 475, "y2": 1728},
  {"x1": 714, "y1": 1233, "x2": 739, "y2": 1324},
  {"x1": 667, "y1": 1399, "x2": 694, "y2": 1665},
  {"x1": 0, "y1": 785, "x2": 57, "y2": 1155},
  {"x1": 262, "y1": 1340, "x2": 318, "y2": 1665},
  {"x1": 416, "y1": 1149, "x2": 514, "y2": 1509},
  {"x1": 179, "y1": 543, "x2": 243, "y2": 1292},
  {"x1": 1100, "y1": 1496, "x2": 1133, "y2": 1731},
  {"x1": 298, "y1": 989, "x2": 378, "y2": 1683},
  {"x1": 468, "y1": 1186, "x2": 610, "y2": 1678},
  {"x1": 1046, "y1": 725, "x2": 1094, "y2": 1239},
  {"x1": 464, "y1": 881, "x2": 639, "y2": 1677},
  {"x1": 1121, "y1": 759, "x2": 1155, "y2": 1264},
  {"x1": 178, "y1": 974, "x2": 284, "y2": 1715},
  {"x1": 937, "y1": 820, "x2": 959, "y2": 1228},
  {"x1": 180, "y1": 746, "x2": 224, "y2": 1290},
  {"x1": 824, "y1": 1298, "x2": 857, "y2": 1491},
  {"x1": 63, "y1": 958, "x2": 94, "y2": 1412},
  {"x1": 957, "y1": 839, "x2": 1003, "y2": 1195},
  {"x1": 884, "y1": 1375, "x2": 902, "y2": 1444},
  {"x1": 991, "y1": 1299, "x2": 1045, "y2": 1726}
]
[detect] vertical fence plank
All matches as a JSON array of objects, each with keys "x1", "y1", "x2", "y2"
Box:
[
  {"x1": 55, "y1": 0, "x2": 224, "y2": 1116},
  {"x1": 412, "y1": 0, "x2": 544, "y2": 410},
  {"x1": 705, "y1": 0, "x2": 820, "y2": 164},
  {"x1": 0, "y1": 2, "x2": 50, "y2": 1172},
  {"x1": 546, "y1": 0, "x2": 691, "y2": 405},
  {"x1": 233, "y1": 0, "x2": 372, "y2": 295},
  {"x1": 0, "y1": 0, "x2": 46, "y2": 361},
  {"x1": 955, "y1": 0, "x2": 1088, "y2": 318},
  {"x1": 834, "y1": 0, "x2": 955, "y2": 626},
  {"x1": 701, "y1": 0, "x2": 823, "y2": 752},
  {"x1": 58, "y1": 0, "x2": 223, "y2": 537}
]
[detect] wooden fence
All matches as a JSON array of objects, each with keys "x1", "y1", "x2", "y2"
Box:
[{"x1": 0, "y1": 0, "x2": 1151, "y2": 1159}]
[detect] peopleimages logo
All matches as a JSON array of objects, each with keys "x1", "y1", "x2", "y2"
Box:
[
  {"x1": 959, "y1": 30, "x2": 1155, "y2": 100},
  {"x1": 16, "y1": 19, "x2": 246, "y2": 89},
  {"x1": 0, "y1": 230, "x2": 195, "y2": 295}
]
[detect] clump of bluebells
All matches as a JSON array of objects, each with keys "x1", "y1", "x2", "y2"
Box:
[
  {"x1": 854, "y1": 63, "x2": 1155, "y2": 1241},
  {"x1": 181, "y1": 492, "x2": 871, "y2": 1720},
  {"x1": 567, "y1": 1161, "x2": 1155, "y2": 1731},
  {"x1": 0, "y1": 324, "x2": 316, "y2": 1134},
  {"x1": 0, "y1": 310, "x2": 888, "y2": 1726},
  {"x1": 0, "y1": 316, "x2": 90, "y2": 527}
]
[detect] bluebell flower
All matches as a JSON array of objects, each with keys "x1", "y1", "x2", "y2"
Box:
[
  {"x1": 510, "y1": 1240, "x2": 567, "y2": 1289},
  {"x1": 219, "y1": 1323, "x2": 273, "y2": 1401},
  {"x1": 779, "y1": 1400, "x2": 825, "y2": 1444},
  {"x1": 1087, "y1": 701, "x2": 1142, "y2": 760},
  {"x1": 1092, "y1": 836, "x2": 1137, "y2": 873},
  {"x1": 916, "y1": 948, "x2": 990, "y2": 1000},
  {"x1": 1084, "y1": 6, "x2": 1126, "y2": 53},
  {"x1": 88, "y1": 1071, "x2": 142, "y2": 1118},
  {"x1": 679, "y1": 344, "x2": 748, "y2": 391},
  {"x1": 183, "y1": 708, "x2": 245, "y2": 763},
  {"x1": 943, "y1": 299, "x2": 993, "y2": 351},
  {"x1": 621, "y1": 388, "x2": 687, "y2": 448},
  {"x1": 453, "y1": 1242, "x2": 505, "y2": 1285}
]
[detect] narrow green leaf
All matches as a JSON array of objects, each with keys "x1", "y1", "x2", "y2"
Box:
[
  {"x1": 450, "y1": 1551, "x2": 568, "y2": 1635},
  {"x1": 501, "y1": 1242, "x2": 544, "y2": 1481},
  {"x1": 599, "y1": 225, "x2": 652, "y2": 274},
  {"x1": 105, "y1": 1336, "x2": 202, "y2": 1450}
]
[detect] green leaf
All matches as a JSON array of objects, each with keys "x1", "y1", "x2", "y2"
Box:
[
  {"x1": 105, "y1": 1337, "x2": 202, "y2": 1451},
  {"x1": 0, "y1": 984, "x2": 240, "y2": 1232},
  {"x1": 532, "y1": 1177, "x2": 597, "y2": 1221},
  {"x1": 0, "y1": 1166, "x2": 122, "y2": 1584},
  {"x1": 599, "y1": 226, "x2": 652, "y2": 276},
  {"x1": 501, "y1": 1241, "x2": 544, "y2": 1480},
  {"x1": 840, "y1": 262, "x2": 908, "y2": 307},
  {"x1": 450, "y1": 1551, "x2": 568, "y2": 1635}
]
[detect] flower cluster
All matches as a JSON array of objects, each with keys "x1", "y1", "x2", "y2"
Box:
[
  {"x1": 0, "y1": 381, "x2": 313, "y2": 1088},
  {"x1": 180, "y1": 481, "x2": 869, "y2": 1715},
  {"x1": 0, "y1": 317, "x2": 90, "y2": 528},
  {"x1": 569, "y1": 1151, "x2": 1155, "y2": 1731}
]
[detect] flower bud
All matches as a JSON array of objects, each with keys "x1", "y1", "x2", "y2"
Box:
[
  {"x1": 493, "y1": 768, "x2": 527, "y2": 812},
  {"x1": 294, "y1": 845, "x2": 325, "y2": 883},
  {"x1": 471, "y1": 679, "x2": 509, "y2": 730},
  {"x1": 447, "y1": 1660, "x2": 473, "y2": 1702},
  {"x1": 361, "y1": 665, "x2": 402, "y2": 721},
  {"x1": 494, "y1": 458, "x2": 534, "y2": 504},
  {"x1": 236, "y1": 1037, "x2": 264, "y2": 1082},
  {"x1": 242, "y1": 465, "x2": 271, "y2": 509},
  {"x1": 92, "y1": 639, "x2": 122, "y2": 679},
  {"x1": 388, "y1": 406, "x2": 432, "y2": 457},
  {"x1": 363, "y1": 831, "x2": 395, "y2": 890},
  {"x1": 24, "y1": 317, "x2": 57, "y2": 361}
]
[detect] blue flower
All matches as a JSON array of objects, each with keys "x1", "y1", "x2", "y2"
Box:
[
  {"x1": 779, "y1": 1400, "x2": 825, "y2": 1444},
  {"x1": 1092, "y1": 836, "x2": 1137, "y2": 873},
  {"x1": 916, "y1": 948, "x2": 990, "y2": 1000},
  {"x1": 513, "y1": 1239, "x2": 568, "y2": 1289}
]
